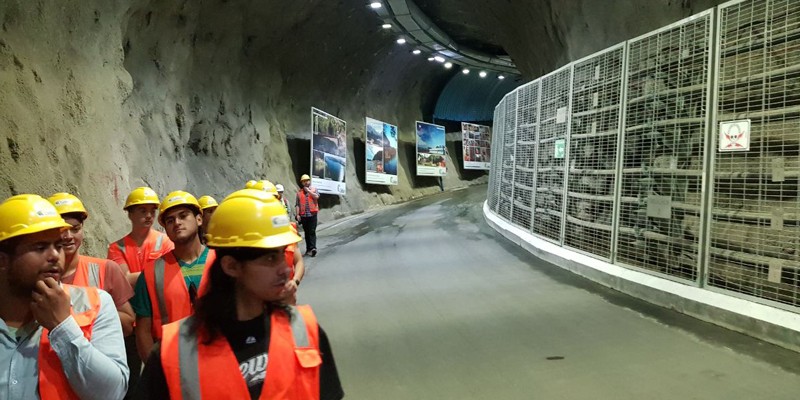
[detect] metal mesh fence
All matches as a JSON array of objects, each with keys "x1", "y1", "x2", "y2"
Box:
[
  {"x1": 615, "y1": 12, "x2": 713, "y2": 282},
  {"x1": 534, "y1": 67, "x2": 572, "y2": 243},
  {"x1": 488, "y1": 100, "x2": 505, "y2": 212},
  {"x1": 565, "y1": 45, "x2": 626, "y2": 260},
  {"x1": 485, "y1": 0, "x2": 800, "y2": 312},
  {"x1": 709, "y1": 0, "x2": 800, "y2": 307},
  {"x1": 512, "y1": 82, "x2": 540, "y2": 230},
  {"x1": 498, "y1": 92, "x2": 517, "y2": 221}
]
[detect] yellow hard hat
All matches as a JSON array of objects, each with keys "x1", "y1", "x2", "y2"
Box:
[
  {"x1": 0, "y1": 194, "x2": 72, "y2": 244},
  {"x1": 245, "y1": 180, "x2": 258, "y2": 189},
  {"x1": 300, "y1": 174, "x2": 311, "y2": 182},
  {"x1": 48, "y1": 192, "x2": 89, "y2": 220},
  {"x1": 205, "y1": 189, "x2": 301, "y2": 249},
  {"x1": 198, "y1": 195, "x2": 219, "y2": 210},
  {"x1": 158, "y1": 191, "x2": 202, "y2": 226},
  {"x1": 245, "y1": 180, "x2": 278, "y2": 196},
  {"x1": 124, "y1": 187, "x2": 160, "y2": 210}
]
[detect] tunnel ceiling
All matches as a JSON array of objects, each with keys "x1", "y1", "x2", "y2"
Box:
[{"x1": 414, "y1": 0, "x2": 508, "y2": 57}]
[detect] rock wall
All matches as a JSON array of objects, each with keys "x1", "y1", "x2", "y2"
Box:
[{"x1": 0, "y1": 0, "x2": 481, "y2": 255}]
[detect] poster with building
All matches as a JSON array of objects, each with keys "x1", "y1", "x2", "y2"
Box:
[
  {"x1": 311, "y1": 107, "x2": 347, "y2": 195},
  {"x1": 461, "y1": 122, "x2": 492, "y2": 170},
  {"x1": 365, "y1": 117, "x2": 399, "y2": 185},
  {"x1": 416, "y1": 121, "x2": 447, "y2": 177}
]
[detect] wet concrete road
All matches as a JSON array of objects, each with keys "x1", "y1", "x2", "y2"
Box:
[{"x1": 298, "y1": 185, "x2": 800, "y2": 399}]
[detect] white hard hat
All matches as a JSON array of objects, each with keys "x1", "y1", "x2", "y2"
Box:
[{"x1": 275, "y1": 184, "x2": 285, "y2": 192}]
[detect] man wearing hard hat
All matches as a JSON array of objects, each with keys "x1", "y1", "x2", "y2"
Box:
[
  {"x1": 295, "y1": 174, "x2": 320, "y2": 257},
  {"x1": 0, "y1": 195, "x2": 128, "y2": 399},
  {"x1": 131, "y1": 191, "x2": 216, "y2": 361}
]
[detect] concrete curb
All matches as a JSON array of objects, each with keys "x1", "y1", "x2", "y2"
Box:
[{"x1": 483, "y1": 201, "x2": 800, "y2": 353}]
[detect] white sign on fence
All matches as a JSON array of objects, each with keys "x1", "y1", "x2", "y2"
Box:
[{"x1": 718, "y1": 119, "x2": 751, "y2": 152}]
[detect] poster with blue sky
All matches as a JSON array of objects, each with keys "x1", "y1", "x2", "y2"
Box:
[
  {"x1": 365, "y1": 117, "x2": 399, "y2": 185},
  {"x1": 416, "y1": 121, "x2": 447, "y2": 177},
  {"x1": 311, "y1": 107, "x2": 346, "y2": 195}
]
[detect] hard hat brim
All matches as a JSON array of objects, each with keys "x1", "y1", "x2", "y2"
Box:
[
  {"x1": 0, "y1": 220, "x2": 72, "y2": 244},
  {"x1": 207, "y1": 230, "x2": 301, "y2": 250},
  {"x1": 124, "y1": 200, "x2": 160, "y2": 210}
]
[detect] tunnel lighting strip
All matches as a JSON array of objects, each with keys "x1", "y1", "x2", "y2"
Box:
[{"x1": 371, "y1": 0, "x2": 520, "y2": 76}]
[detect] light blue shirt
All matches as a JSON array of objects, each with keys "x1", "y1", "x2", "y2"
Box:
[{"x1": 0, "y1": 289, "x2": 129, "y2": 400}]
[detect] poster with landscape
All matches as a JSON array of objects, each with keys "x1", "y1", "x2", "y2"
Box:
[
  {"x1": 311, "y1": 107, "x2": 347, "y2": 195},
  {"x1": 416, "y1": 121, "x2": 447, "y2": 177},
  {"x1": 366, "y1": 117, "x2": 399, "y2": 185}
]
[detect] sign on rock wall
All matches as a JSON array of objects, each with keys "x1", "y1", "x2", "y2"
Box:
[
  {"x1": 416, "y1": 121, "x2": 447, "y2": 177},
  {"x1": 461, "y1": 122, "x2": 491, "y2": 170},
  {"x1": 311, "y1": 107, "x2": 347, "y2": 195},
  {"x1": 365, "y1": 117, "x2": 399, "y2": 185}
]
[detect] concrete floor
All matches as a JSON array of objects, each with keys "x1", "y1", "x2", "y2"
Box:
[{"x1": 298, "y1": 185, "x2": 800, "y2": 400}]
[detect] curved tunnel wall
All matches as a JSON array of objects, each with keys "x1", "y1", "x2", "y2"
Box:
[
  {"x1": 485, "y1": 0, "x2": 800, "y2": 351},
  {"x1": 0, "y1": 0, "x2": 486, "y2": 256}
]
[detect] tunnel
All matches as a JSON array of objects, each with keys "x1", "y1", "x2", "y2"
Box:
[{"x1": 1, "y1": 0, "x2": 800, "y2": 398}]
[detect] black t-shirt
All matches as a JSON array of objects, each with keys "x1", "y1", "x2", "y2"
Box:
[{"x1": 134, "y1": 312, "x2": 344, "y2": 400}]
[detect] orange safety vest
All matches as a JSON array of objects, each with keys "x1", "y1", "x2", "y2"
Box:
[
  {"x1": 161, "y1": 305, "x2": 322, "y2": 400},
  {"x1": 108, "y1": 230, "x2": 172, "y2": 274},
  {"x1": 38, "y1": 285, "x2": 101, "y2": 400},
  {"x1": 296, "y1": 189, "x2": 319, "y2": 215},
  {"x1": 70, "y1": 255, "x2": 108, "y2": 288},
  {"x1": 143, "y1": 250, "x2": 216, "y2": 339}
]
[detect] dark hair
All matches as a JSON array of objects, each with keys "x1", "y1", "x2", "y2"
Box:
[
  {"x1": 191, "y1": 247, "x2": 285, "y2": 343},
  {"x1": 0, "y1": 237, "x2": 19, "y2": 256},
  {"x1": 62, "y1": 212, "x2": 87, "y2": 224}
]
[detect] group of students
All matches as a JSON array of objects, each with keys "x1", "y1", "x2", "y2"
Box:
[{"x1": 0, "y1": 175, "x2": 342, "y2": 399}]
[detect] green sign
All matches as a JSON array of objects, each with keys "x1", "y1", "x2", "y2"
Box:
[{"x1": 554, "y1": 139, "x2": 566, "y2": 159}]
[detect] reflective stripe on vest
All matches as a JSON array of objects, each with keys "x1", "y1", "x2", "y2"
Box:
[
  {"x1": 162, "y1": 305, "x2": 321, "y2": 400},
  {"x1": 38, "y1": 285, "x2": 100, "y2": 400},
  {"x1": 154, "y1": 234, "x2": 164, "y2": 252},
  {"x1": 86, "y1": 262, "x2": 101, "y2": 288},
  {"x1": 153, "y1": 258, "x2": 171, "y2": 326}
]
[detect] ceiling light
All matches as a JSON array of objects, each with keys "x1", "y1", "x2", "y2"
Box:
[
  {"x1": 370, "y1": 2, "x2": 382, "y2": 9},
  {"x1": 382, "y1": 23, "x2": 392, "y2": 29},
  {"x1": 444, "y1": 62, "x2": 453, "y2": 69},
  {"x1": 479, "y1": 71, "x2": 487, "y2": 78},
  {"x1": 462, "y1": 68, "x2": 470, "y2": 74},
  {"x1": 427, "y1": 57, "x2": 435, "y2": 61},
  {"x1": 412, "y1": 49, "x2": 422, "y2": 55},
  {"x1": 498, "y1": 75, "x2": 505, "y2": 80},
  {"x1": 434, "y1": 56, "x2": 445, "y2": 63},
  {"x1": 396, "y1": 38, "x2": 406, "y2": 44}
]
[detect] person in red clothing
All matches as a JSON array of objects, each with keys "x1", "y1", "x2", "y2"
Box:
[
  {"x1": 108, "y1": 187, "x2": 174, "y2": 288},
  {"x1": 48, "y1": 193, "x2": 135, "y2": 336},
  {"x1": 295, "y1": 174, "x2": 320, "y2": 257}
]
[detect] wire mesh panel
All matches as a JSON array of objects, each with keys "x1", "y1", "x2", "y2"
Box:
[
  {"x1": 565, "y1": 45, "x2": 626, "y2": 260},
  {"x1": 488, "y1": 99, "x2": 505, "y2": 212},
  {"x1": 709, "y1": 0, "x2": 800, "y2": 308},
  {"x1": 512, "y1": 81, "x2": 540, "y2": 230},
  {"x1": 616, "y1": 11, "x2": 713, "y2": 282},
  {"x1": 534, "y1": 67, "x2": 572, "y2": 243},
  {"x1": 498, "y1": 91, "x2": 518, "y2": 221}
]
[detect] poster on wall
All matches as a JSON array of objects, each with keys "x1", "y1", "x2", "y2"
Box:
[
  {"x1": 461, "y1": 122, "x2": 492, "y2": 170},
  {"x1": 416, "y1": 121, "x2": 447, "y2": 177},
  {"x1": 311, "y1": 107, "x2": 347, "y2": 195},
  {"x1": 365, "y1": 117, "x2": 399, "y2": 185}
]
